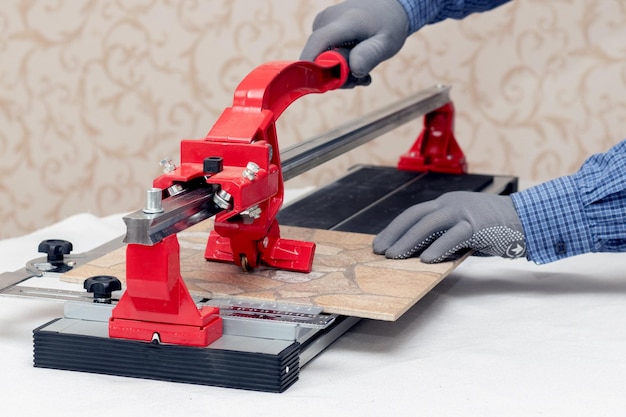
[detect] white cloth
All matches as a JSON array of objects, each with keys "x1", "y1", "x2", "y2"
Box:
[{"x1": 2, "y1": 212, "x2": 626, "y2": 417}]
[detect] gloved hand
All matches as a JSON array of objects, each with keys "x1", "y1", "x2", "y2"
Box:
[
  {"x1": 373, "y1": 191, "x2": 527, "y2": 263},
  {"x1": 300, "y1": 0, "x2": 409, "y2": 81}
]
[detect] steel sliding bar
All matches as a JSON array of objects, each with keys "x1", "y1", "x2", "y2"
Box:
[{"x1": 281, "y1": 84, "x2": 451, "y2": 181}]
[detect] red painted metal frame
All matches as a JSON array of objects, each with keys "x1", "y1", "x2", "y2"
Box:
[
  {"x1": 110, "y1": 235, "x2": 222, "y2": 347},
  {"x1": 397, "y1": 102, "x2": 467, "y2": 174},
  {"x1": 110, "y1": 52, "x2": 349, "y2": 347}
]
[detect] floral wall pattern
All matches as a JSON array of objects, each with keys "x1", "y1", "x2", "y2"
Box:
[{"x1": 1, "y1": 0, "x2": 625, "y2": 238}]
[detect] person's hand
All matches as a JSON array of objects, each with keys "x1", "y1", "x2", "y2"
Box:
[
  {"x1": 300, "y1": 0, "x2": 409, "y2": 82},
  {"x1": 373, "y1": 192, "x2": 527, "y2": 263}
]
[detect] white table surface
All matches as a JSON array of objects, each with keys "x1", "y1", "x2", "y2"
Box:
[{"x1": 3, "y1": 210, "x2": 626, "y2": 417}]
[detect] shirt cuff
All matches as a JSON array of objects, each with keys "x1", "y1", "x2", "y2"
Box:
[
  {"x1": 396, "y1": 0, "x2": 442, "y2": 33},
  {"x1": 511, "y1": 176, "x2": 594, "y2": 264},
  {"x1": 397, "y1": 0, "x2": 512, "y2": 34}
]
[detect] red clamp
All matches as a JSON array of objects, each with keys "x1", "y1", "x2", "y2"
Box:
[
  {"x1": 397, "y1": 102, "x2": 467, "y2": 174},
  {"x1": 110, "y1": 52, "x2": 349, "y2": 347}
]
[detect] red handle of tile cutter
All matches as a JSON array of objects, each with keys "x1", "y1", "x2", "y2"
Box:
[{"x1": 229, "y1": 50, "x2": 350, "y2": 119}]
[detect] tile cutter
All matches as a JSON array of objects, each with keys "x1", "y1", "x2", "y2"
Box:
[{"x1": 0, "y1": 52, "x2": 517, "y2": 392}]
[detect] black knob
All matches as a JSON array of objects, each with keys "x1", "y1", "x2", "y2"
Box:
[
  {"x1": 38, "y1": 239, "x2": 73, "y2": 263},
  {"x1": 37, "y1": 239, "x2": 73, "y2": 274},
  {"x1": 84, "y1": 275, "x2": 122, "y2": 303},
  {"x1": 37, "y1": 239, "x2": 74, "y2": 263},
  {"x1": 204, "y1": 156, "x2": 223, "y2": 174}
]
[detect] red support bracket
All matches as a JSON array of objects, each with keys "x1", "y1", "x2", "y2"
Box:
[
  {"x1": 110, "y1": 235, "x2": 222, "y2": 347},
  {"x1": 397, "y1": 103, "x2": 467, "y2": 174}
]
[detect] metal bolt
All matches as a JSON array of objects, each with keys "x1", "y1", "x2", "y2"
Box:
[
  {"x1": 160, "y1": 157, "x2": 177, "y2": 173},
  {"x1": 143, "y1": 188, "x2": 164, "y2": 214},
  {"x1": 167, "y1": 183, "x2": 185, "y2": 196},
  {"x1": 241, "y1": 162, "x2": 260, "y2": 181},
  {"x1": 213, "y1": 189, "x2": 233, "y2": 210},
  {"x1": 242, "y1": 205, "x2": 262, "y2": 220}
]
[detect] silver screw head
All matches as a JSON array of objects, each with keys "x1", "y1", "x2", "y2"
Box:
[
  {"x1": 242, "y1": 162, "x2": 260, "y2": 181},
  {"x1": 160, "y1": 157, "x2": 177, "y2": 173}
]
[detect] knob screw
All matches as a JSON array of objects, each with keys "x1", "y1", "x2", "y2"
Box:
[
  {"x1": 84, "y1": 275, "x2": 122, "y2": 304},
  {"x1": 38, "y1": 239, "x2": 73, "y2": 263},
  {"x1": 36, "y1": 239, "x2": 74, "y2": 273}
]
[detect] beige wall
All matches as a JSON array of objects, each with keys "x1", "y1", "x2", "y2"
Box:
[{"x1": 1, "y1": 0, "x2": 625, "y2": 238}]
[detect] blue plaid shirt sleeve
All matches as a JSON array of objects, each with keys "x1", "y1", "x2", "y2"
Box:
[
  {"x1": 511, "y1": 139, "x2": 626, "y2": 264},
  {"x1": 396, "y1": 0, "x2": 512, "y2": 33}
]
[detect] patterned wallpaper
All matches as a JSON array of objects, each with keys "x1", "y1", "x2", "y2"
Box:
[{"x1": 1, "y1": 0, "x2": 625, "y2": 238}]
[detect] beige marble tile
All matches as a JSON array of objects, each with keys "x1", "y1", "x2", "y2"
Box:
[{"x1": 63, "y1": 220, "x2": 466, "y2": 320}]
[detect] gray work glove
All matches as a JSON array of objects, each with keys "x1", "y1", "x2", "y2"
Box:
[
  {"x1": 300, "y1": 0, "x2": 409, "y2": 80},
  {"x1": 373, "y1": 191, "x2": 526, "y2": 263}
]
